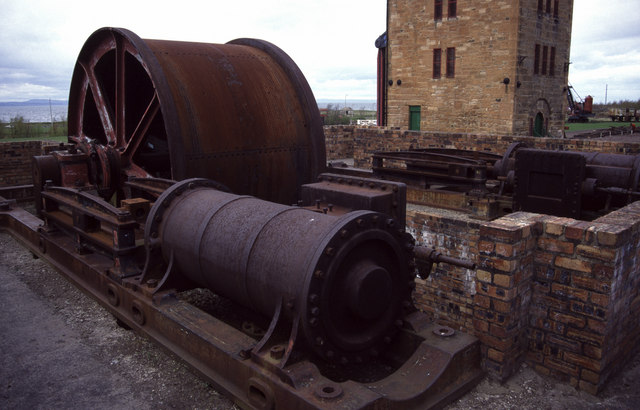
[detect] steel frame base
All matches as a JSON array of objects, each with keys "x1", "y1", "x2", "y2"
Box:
[{"x1": 1, "y1": 201, "x2": 483, "y2": 409}]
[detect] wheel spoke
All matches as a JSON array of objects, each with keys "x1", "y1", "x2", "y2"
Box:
[
  {"x1": 115, "y1": 36, "x2": 126, "y2": 148},
  {"x1": 79, "y1": 60, "x2": 116, "y2": 144},
  {"x1": 123, "y1": 92, "x2": 160, "y2": 161}
]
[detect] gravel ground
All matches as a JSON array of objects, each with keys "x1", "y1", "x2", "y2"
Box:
[{"x1": 1, "y1": 230, "x2": 639, "y2": 409}]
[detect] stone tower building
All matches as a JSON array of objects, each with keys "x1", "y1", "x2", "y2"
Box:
[{"x1": 377, "y1": 0, "x2": 574, "y2": 137}]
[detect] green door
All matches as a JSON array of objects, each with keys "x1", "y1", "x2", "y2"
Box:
[
  {"x1": 534, "y1": 112, "x2": 544, "y2": 137},
  {"x1": 409, "y1": 106, "x2": 421, "y2": 131}
]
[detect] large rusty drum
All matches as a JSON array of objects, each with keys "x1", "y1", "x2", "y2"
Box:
[{"x1": 67, "y1": 27, "x2": 325, "y2": 204}]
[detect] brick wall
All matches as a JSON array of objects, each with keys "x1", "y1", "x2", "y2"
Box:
[
  {"x1": 324, "y1": 125, "x2": 355, "y2": 160},
  {"x1": 0, "y1": 141, "x2": 52, "y2": 187},
  {"x1": 320, "y1": 126, "x2": 640, "y2": 168},
  {"x1": 408, "y1": 204, "x2": 640, "y2": 394}
]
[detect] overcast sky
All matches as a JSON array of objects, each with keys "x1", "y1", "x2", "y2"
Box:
[{"x1": 0, "y1": 0, "x2": 638, "y2": 104}]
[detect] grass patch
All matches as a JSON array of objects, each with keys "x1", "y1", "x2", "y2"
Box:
[
  {"x1": 565, "y1": 120, "x2": 636, "y2": 132},
  {"x1": 1, "y1": 118, "x2": 68, "y2": 141}
]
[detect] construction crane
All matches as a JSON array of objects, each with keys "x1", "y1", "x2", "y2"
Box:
[{"x1": 566, "y1": 84, "x2": 594, "y2": 123}]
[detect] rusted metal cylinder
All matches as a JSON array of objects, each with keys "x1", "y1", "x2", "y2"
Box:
[
  {"x1": 148, "y1": 179, "x2": 413, "y2": 363},
  {"x1": 67, "y1": 27, "x2": 325, "y2": 205}
]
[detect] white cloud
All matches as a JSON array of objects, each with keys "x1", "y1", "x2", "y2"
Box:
[{"x1": 0, "y1": 0, "x2": 637, "y2": 104}]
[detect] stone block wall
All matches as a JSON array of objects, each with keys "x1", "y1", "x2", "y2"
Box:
[{"x1": 385, "y1": 0, "x2": 573, "y2": 137}]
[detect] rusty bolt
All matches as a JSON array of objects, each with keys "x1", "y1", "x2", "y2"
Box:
[
  {"x1": 323, "y1": 208, "x2": 328, "y2": 214},
  {"x1": 311, "y1": 307, "x2": 320, "y2": 316},
  {"x1": 309, "y1": 293, "x2": 319, "y2": 304},
  {"x1": 340, "y1": 229, "x2": 349, "y2": 238},
  {"x1": 314, "y1": 269, "x2": 325, "y2": 279},
  {"x1": 310, "y1": 318, "x2": 318, "y2": 327},
  {"x1": 325, "y1": 247, "x2": 335, "y2": 256},
  {"x1": 270, "y1": 345, "x2": 285, "y2": 360}
]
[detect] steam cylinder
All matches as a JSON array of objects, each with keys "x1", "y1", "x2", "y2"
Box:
[{"x1": 147, "y1": 179, "x2": 413, "y2": 363}]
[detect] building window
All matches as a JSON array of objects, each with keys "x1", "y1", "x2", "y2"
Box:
[
  {"x1": 549, "y1": 47, "x2": 556, "y2": 76},
  {"x1": 448, "y1": 0, "x2": 457, "y2": 18},
  {"x1": 542, "y1": 45, "x2": 548, "y2": 75},
  {"x1": 435, "y1": 0, "x2": 443, "y2": 21},
  {"x1": 553, "y1": 0, "x2": 559, "y2": 18},
  {"x1": 534, "y1": 44, "x2": 540, "y2": 74},
  {"x1": 546, "y1": 0, "x2": 552, "y2": 14},
  {"x1": 537, "y1": 0, "x2": 543, "y2": 14},
  {"x1": 433, "y1": 48, "x2": 442, "y2": 78},
  {"x1": 409, "y1": 106, "x2": 421, "y2": 131},
  {"x1": 446, "y1": 47, "x2": 456, "y2": 78}
]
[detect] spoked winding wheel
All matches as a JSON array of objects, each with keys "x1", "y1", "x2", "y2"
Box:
[{"x1": 68, "y1": 27, "x2": 325, "y2": 204}]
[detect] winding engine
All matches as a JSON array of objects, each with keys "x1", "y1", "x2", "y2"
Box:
[{"x1": 2, "y1": 28, "x2": 482, "y2": 409}]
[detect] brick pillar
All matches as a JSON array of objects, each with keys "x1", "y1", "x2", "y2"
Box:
[{"x1": 475, "y1": 213, "x2": 538, "y2": 380}]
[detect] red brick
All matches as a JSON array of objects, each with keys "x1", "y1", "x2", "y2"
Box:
[
  {"x1": 547, "y1": 334, "x2": 582, "y2": 353},
  {"x1": 492, "y1": 258, "x2": 518, "y2": 273},
  {"x1": 571, "y1": 274, "x2": 611, "y2": 293},
  {"x1": 476, "y1": 269, "x2": 492, "y2": 283},
  {"x1": 550, "y1": 310, "x2": 586, "y2": 329},
  {"x1": 551, "y1": 283, "x2": 589, "y2": 302},
  {"x1": 538, "y1": 237, "x2": 574, "y2": 254},
  {"x1": 492, "y1": 299, "x2": 512, "y2": 313},
  {"x1": 566, "y1": 328, "x2": 604, "y2": 346},
  {"x1": 495, "y1": 242, "x2": 514, "y2": 257},
  {"x1": 583, "y1": 344, "x2": 603, "y2": 360},
  {"x1": 576, "y1": 245, "x2": 616, "y2": 261},
  {"x1": 534, "y1": 251, "x2": 555, "y2": 265},
  {"x1": 480, "y1": 224, "x2": 523, "y2": 242},
  {"x1": 544, "y1": 356, "x2": 579, "y2": 377},
  {"x1": 493, "y1": 273, "x2": 513, "y2": 288},
  {"x1": 474, "y1": 294, "x2": 491, "y2": 309},
  {"x1": 564, "y1": 352, "x2": 601, "y2": 372},
  {"x1": 596, "y1": 226, "x2": 629, "y2": 247},
  {"x1": 586, "y1": 318, "x2": 607, "y2": 334},
  {"x1": 581, "y1": 369, "x2": 600, "y2": 384},
  {"x1": 565, "y1": 221, "x2": 593, "y2": 241},
  {"x1": 476, "y1": 282, "x2": 517, "y2": 301},
  {"x1": 544, "y1": 219, "x2": 567, "y2": 236},
  {"x1": 591, "y1": 264, "x2": 615, "y2": 279},
  {"x1": 473, "y1": 318, "x2": 489, "y2": 333},
  {"x1": 555, "y1": 257, "x2": 592, "y2": 273},
  {"x1": 479, "y1": 240, "x2": 494, "y2": 254},
  {"x1": 487, "y1": 348, "x2": 505, "y2": 362},
  {"x1": 578, "y1": 380, "x2": 600, "y2": 395}
]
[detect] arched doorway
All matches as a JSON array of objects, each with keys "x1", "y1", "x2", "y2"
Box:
[{"x1": 534, "y1": 112, "x2": 545, "y2": 137}]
